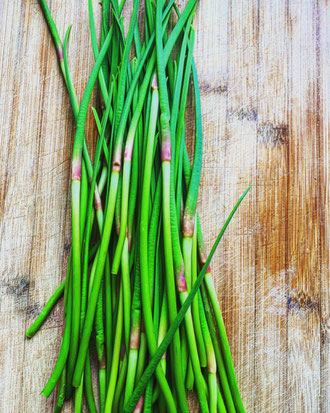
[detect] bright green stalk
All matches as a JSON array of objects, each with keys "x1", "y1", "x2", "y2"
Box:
[
  {"x1": 88, "y1": 0, "x2": 114, "y2": 122},
  {"x1": 175, "y1": 29, "x2": 209, "y2": 411},
  {"x1": 124, "y1": 186, "x2": 251, "y2": 412},
  {"x1": 157, "y1": 1, "x2": 209, "y2": 410},
  {"x1": 147, "y1": 174, "x2": 162, "y2": 302},
  {"x1": 156, "y1": 2, "x2": 197, "y2": 412},
  {"x1": 85, "y1": 351, "x2": 98, "y2": 413},
  {"x1": 74, "y1": 377, "x2": 83, "y2": 412},
  {"x1": 127, "y1": 62, "x2": 141, "y2": 251},
  {"x1": 182, "y1": 61, "x2": 203, "y2": 241},
  {"x1": 92, "y1": 108, "x2": 110, "y2": 163},
  {"x1": 115, "y1": 170, "x2": 123, "y2": 235},
  {"x1": 63, "y1": 251, "x2": 72, "y2": 319},
  {"x1": 157, "y1": 287, "x2": 168, "y2": 377},
  {"x1": 26, "y1": 281, "x2": 65, "y2": 338},
  {"x1": 198, "y1": 291, "x2": 217, "y2": 413},
  {"x1": 104, "y1": 259, "x2": 112, "y2": 383},
  {"x1": 113, "y1": 0, "x2": 139, "y2": 135},
  {"x1": 186, "y1": 359, "x2": 194, "y2": 390},
  {"x1": 41, "y1": 272, "x2": 72, "y2": 397},
  {"x1": 217, "y1": 385, "x2": 227, "y2": 413},
  {"x1": 53, "y1": 366, "x2": 66, "y2": 413},
  {"x1": 143, "y1": 379, "x2": 153, "y2": 412},
  {"x1": 100, "y1": 0, "x2": 110, "y2": 86},
  {"x1": 139, "y1": 77, "x2": 176, "y2": 412},
  {"x1": 135, "y1": 329, "x2": 147, "y2": 385},
  {"x1": 122, "y1": 237, "x2": 131, "y2": 351},
  {"x1": 205, "y1": 271, "x2": 245, "y2": 413},
  {"x1": 181, "y1": 325, "x2": 188, "y2": 382},
  {"x1": 200, "y1": 283, "x2": 235, "y2": 413},
  {"x1": 113, "y1": 354, "x2": 128, "y2": 412},
  {"x1": 151, "y1": 243, "x2": 166, "y2": 407},
  {"x1": 79, "y1": 90, "x2": 111, "y2": 406},
  {"x1": 111, "y1": 59, "x2": 157, "y2": 275},
  {"x1": 169, "y1": 14, "x2": 194, "y2": 177},
  {"x1": 104, "y1": 282, "x2": 123, "y2": 412},
  {"x1": 95, "y1": 285, "x2": 106, "y2": 413},
  {"x1": 124, "y1": 255, "x2": 142, "y2": 403}
]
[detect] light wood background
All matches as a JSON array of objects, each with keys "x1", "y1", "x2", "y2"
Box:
[{"x1": 0, "y1": 0, "x2": 329, "y2": 412}]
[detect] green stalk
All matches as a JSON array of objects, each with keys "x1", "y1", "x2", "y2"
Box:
[
  {"x1": 198, "y1": 291, "x2": 217, "y2": 413},
  {"x1": 124, "y1": 257, "x2": 142, "y2": 403},
  {"x1": 74, "y1": 377, "x2": 83, "y2": 412},
  {"x1": 200, "y1": 283, "x2": 235, "y2": 413},
  {"x1": 143, "y1": 379, "x2": 153, "y2": 412},
  {"x1": 41, "y1": 270, "x2": 72, "y2": 397},
  {"x1": 157, "y1": 1, "x2": 209, "y2": 410},
  {"x1": 95, "y1": 285, "x2": 106, "y2": 412},
  {"x1": 156, "y1": 2, "x2": 197, "y2": 412},
  {"x1": 105, "y1": 257, "x2": 112, "y2": 384},
  {"x1": 122, "y1": 236, "x2": 131, "y2": 351},
  {"x1": 217, "y1": 385, "x2": 227, "y2": 413},
  {"x1": 26, "y1": 281, "x2": 65, "y2": 338},
  {"x1": 139, "y1": 77, "x2": 176, "y2": 412},
  {"x1": 205, "y1": 271, "x2": 245, "y2": 412},
  {"x1": 113, "y1": 354, "x2": 128, "y2": 412},
  {"x1": 104, "y1": 282, "x2": 124, "y2": 412},
  {"x1": 85, "y1": 351, "x2": 98, "y2": 413},
  {"x1": 53, "y1": 366, "x2": 66, "y2": 413}
]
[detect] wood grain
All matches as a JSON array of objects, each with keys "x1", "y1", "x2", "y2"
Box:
[{"x1": 0, "y1": 0, "x2": 328, "y2": 412}]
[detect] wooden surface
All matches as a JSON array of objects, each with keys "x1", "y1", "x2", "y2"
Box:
[{"x1": 0, "y1": 0, "x2": 329, "y2": 412}]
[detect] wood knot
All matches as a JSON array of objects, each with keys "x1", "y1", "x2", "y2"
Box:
[
  {"x1": 258, "y1": 122, "x2": 288, "y2": 146},
  {"x1": 4, "y1": 276, "x2": 30, "y2": 297},
  {"x1": 199, "y1": 81, "x2": 228, "y2": 95},
  {"x1": 287, "y1": 289, "x2": 319, "y2": 314},
  {"x1": 227, "y1": 107, "x2": 258, "y2": 122}
]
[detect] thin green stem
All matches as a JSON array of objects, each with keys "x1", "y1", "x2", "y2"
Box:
[{"x1": 26, "y1": 281, "x2": 65, "y2": 338}]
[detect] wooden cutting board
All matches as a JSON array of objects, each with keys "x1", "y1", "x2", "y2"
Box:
[{"x1": 0, "y1": 0, "x2": 328, "y2": 411}]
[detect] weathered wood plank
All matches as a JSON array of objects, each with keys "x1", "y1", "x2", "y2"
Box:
[
  {"x1": 223, "y1": 1, "x2": 258, "y2": 410},
  {"x1": 254, "y1": 1, "x2": 289, "y2": 412},
  {"x1": 286, "y1": 1, "x2": 322, "y2": 412},
  {"x1": 319, "y1": 1, "x2": 330, "y2": 412},
  {"x1": 0, "y1": 1, "x2": 55, "y2": 411}
]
